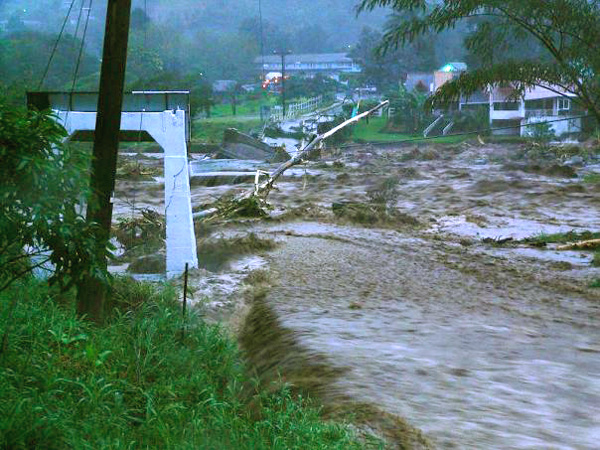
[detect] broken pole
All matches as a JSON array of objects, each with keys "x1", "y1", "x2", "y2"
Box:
[{"x1": 76, "y1": 0, "x2": 132, "y2": 322}]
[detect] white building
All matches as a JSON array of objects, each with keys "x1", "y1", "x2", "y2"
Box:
[
  {"x1": 255, "y1": 53, "x2": 361, "y2": 80},
  {"x1": 460, "y1": 85, "x2": 582, "y2": 137}
]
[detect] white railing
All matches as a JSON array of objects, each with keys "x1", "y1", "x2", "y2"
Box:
[
  {"x1": 442, "y1": 121, "x2": 455, "y2": 135},
  {"x1": 270, "y1": 95, "x2": 324, "y2": 121},
  {"x1": 525, "y1": 109, "x2": 555, "y2": 118},
  {"x1": 423, "y1": 114, "x2": 444, "y2": 137}
]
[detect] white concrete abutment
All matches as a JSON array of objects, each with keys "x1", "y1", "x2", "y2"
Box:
[{"x1": 29, "y1": 91, "x2": 198, "y2": 278}]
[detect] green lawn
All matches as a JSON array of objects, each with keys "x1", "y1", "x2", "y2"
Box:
[
  {"x1": 193, "y1": 116, "x2": 263, "y2": 143},
  {"x1": 208, "y1": 92, "x2": 287, "y2": 119},
  {"x1": 351, "y1": 116, "x2": 468, "y2": 144}
]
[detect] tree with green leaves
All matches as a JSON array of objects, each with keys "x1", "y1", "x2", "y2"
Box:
[
  {"x1": 350, "y1": 24, "x2": 437, "y2": 91},
  {"x1": 386, "y1": 86, "x2": 431, "y2": 134},
  {"x1": 0, "y1": 102, "x2": 102, "y2": 295},
  {"x1": 358, "y1": 0, "x2": 600, "y2": 124}
]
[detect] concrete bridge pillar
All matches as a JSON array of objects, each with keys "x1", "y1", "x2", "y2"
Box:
[{"x1": 56, "y1": 109, "x2": 198, "y2": 278}]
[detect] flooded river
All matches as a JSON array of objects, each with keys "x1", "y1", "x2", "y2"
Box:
[
  {"x1": 256, "y1": 222, "x2": 599, "y2": 449},
  {"x1": 114, "y1": 141, "x2": 600, "y2": 448}
]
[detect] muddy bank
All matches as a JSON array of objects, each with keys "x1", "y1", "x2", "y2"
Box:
[{"x1": 239, "y1": 279, "x2": 432, "y2": 450}]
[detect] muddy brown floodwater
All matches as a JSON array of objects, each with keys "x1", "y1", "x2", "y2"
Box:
[
  {"x1": 254, "y1": 222, "x2": 599, "y2": 449},
  {"x1": 114, "y1": 142, "x2": 600, "y2": 448}
]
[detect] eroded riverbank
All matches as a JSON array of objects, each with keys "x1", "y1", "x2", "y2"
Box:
[{"x1": 247, "y1": 222, "x2": 599, "y2": 449}]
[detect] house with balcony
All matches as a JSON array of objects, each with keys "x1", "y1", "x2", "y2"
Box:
[
  {"x1": 255, "y1": 53, "x2": 361, "y2": 80},
  {"x1": 460, "y1": 85, "x2": 582, "y2": 137}
]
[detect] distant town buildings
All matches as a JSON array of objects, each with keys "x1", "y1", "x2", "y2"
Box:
[
  {"x1": 212, "y1": 80, "x2": 237, "y2": 94},
  {"x1": 404, "y1": 72, "x2": 434, "y2": 94},
  {"x1": 255, "y1": 53, "x2": 361, "y2": 80},
  {"x1": 434, "y1": 62, "x2": 467, "y2": 92}
]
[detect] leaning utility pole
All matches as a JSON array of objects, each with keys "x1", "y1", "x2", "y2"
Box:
[{"x1": 77, "y1": 0, "x2": 132, "y2": 322}]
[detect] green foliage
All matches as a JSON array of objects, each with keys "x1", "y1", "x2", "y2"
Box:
[
  {"x1": 448, "y1": 107, "x2": 490, "y2": 134},
  {"x1": 358, "y1": 0, "x2": 600, "y2": 124},
  {"x1": 350, "y1": 21, "x2": 443, "y2": 90},
  {"x1": 0, "y1": 31, "x2": 98, "y2": 106},
  {"x1": 386, "y1": 86, "x2": 432, "y2": 134},
  {"x1": 523, "y1": 230, "x2": 600, "y2": 246},
  {"x1": 582, "y1": 173, "x2": 600, "y2": 184},
  {"x1": 0, "y1": 279, "x2": 362, "y2": 449},
  {"x1": 367, "y1": 176, "x2": 400, "y2": 206},
  {"x1": 285, "y1": 74, "x2": 341, "y2": 100},
  {"x1": 114, "y1": 209, "x2": 165, "y2": 252},
  {"x1": 0, "y1": 102, "x2": 102, "y2": 293},
  {"x1": 525, "y1": 121, "x2": 556, "y2": 142}
]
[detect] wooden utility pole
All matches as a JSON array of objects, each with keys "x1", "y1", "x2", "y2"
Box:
[
  {"x1": 275, "y1": 50, "x2": 291, "y2": 118},
  {"x1": 280, "y1": 52, "x2": 287, "y2": 118},
  {"x1": 76, "y1": 0, "x2": 132, "y2": 322}
]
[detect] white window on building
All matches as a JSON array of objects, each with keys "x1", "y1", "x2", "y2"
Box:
[{"x1": 557, "y1": 98, "x2": 571, "y2": 111}]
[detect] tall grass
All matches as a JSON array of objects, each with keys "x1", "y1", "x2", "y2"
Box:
[{"x1": 0, "y1": 278, "x2": 362, "y2": 449}]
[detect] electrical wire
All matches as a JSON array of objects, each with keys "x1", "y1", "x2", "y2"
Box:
[
  {"x1": 38, "y1": 0, "x2": 77, "y2": 89},
  {"x1": 71, "y1": 0, "x2": 86, "y2": 52},
  {"x1": 258, "y1": 0, "x2": 265, "y2": 82},
  {"x1": 69, "y1": 0, "x2": 93, "y2": 94}
]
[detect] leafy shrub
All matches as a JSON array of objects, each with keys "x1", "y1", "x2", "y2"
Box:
[
  {"x1": 0, "y1": 102, "x2": 101, "y2": 293},
  {"x1": 0, "y1": 279, "x2": 362, "y2": 449}
]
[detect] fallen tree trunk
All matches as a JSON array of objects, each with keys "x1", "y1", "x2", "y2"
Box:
[
  {"x1": 198, "y1": 100, "x2": 389, "y2": 222},
  {"x1": 557, "y1": 239, "x2": 600, "y2": 251},
  {"x1": 257, "y1": 100, "x2": 389, "y2": 197}
]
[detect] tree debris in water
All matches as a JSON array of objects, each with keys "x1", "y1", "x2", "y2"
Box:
[{"x1": 196, "y1": 101, "x2": 389, "y2": 223}]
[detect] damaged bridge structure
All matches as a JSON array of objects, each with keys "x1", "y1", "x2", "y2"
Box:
[{"x1": 27, "y1": 90, "x2": 198, "y2": 278}]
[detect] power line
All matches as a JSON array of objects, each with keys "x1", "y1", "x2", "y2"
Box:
[
  {"x1": 72, "y1": 0, "x2": 86, "y2": 49},
  {"x1": 69, "y1": 0, "x2": 94, "y2": 94},
  {"x1": 38, "y1": 0, "x2": 77, "y2": 89},
  {"x1": 258, "y1": 0, "x2": 265, "y2": 81},
  {"x1": 337, "y1": 113, "x2": 593, "y2": 149}
]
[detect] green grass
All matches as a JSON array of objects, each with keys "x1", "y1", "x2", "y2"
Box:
[
  {"x1": 589, "y1": 279, "x2": 600, "y2": 288},
  {"x1": 351, "y1": 117, "x2": 467, "y2": 144},
  {"x1": 193, "y1": 117, "x2": 262, "y2": 143},
  {"x1": 0, "y1": 278, "x2": 363, "y2": 449},
  {"x1": 582, "y1": 173, "x2": 600, "y2": 184},
  {"x1": 522, "y1": 230, "x2": 600, "y2": 246},
  {"x1": 210, "y1": 97, "x2": 279, "y2": 118}
]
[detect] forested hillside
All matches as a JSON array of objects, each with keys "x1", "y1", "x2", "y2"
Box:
[{"x1": 0, "y1": 0, "x2": 390, "y2": 103}]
